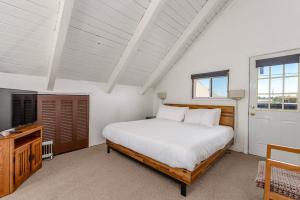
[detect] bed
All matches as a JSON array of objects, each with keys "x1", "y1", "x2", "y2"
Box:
[{"x1": 103, "y1": 104, "x2": 235, "y2": 196}]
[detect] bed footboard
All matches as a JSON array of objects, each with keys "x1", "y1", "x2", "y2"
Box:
[{"x1": 106, "y1": 138, "x2": 234, "y2": 196}]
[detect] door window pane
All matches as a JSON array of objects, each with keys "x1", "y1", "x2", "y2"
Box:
[
  {"x1": 284, "y1": 104, "x2": 298, "y2": 110},
  {"x1": 257, "y1": 94, "x2": 269, "y2": 109},
  {"x1": 257, "y1": 103, "x2": 269, "y2": 109},
  {"x1": 212, "y1": 76, "x2": 228, "y2": 97},
  {"x1": 258, "y1": 79, "x2": 269, "y2": 93},
  {"x1": 284, "y1": 94, "x2": 298, "y2": 110},
  {"x1": 258, "y1": 94, "x2": 269, "y2": 102},
  {"x1": 271, "y1": 65, "x2": 283, "y2": 77},
  {"x1": 195, "y1": 78, "x2": 210, "y2": 97},
  {"x1": 256, "y1": 58, "x2": 299, "y2": 111},
  {"x1": 258, "y1": 66, "x2": 269, "y2": 78},
  {"x1": 270, "y1": 95, "x2": 282, "y2": 109},
  {"x1": 270, "y1": 78, "x2": 283, "y2": 94},
  {"x1": 284, "y1": 77, "x2": 298, "y2": 93},
  {"x1": 285, "y1": 63, "x2": 298, "y2": 77}
]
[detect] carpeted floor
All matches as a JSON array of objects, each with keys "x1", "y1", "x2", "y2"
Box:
[{"x1": 3, "y1": 144, "x2": 263, "y2": 200}]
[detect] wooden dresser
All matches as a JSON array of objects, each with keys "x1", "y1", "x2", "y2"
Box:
[{"x1": 0, "y1": 125, "x2": 42, "y2": 197}]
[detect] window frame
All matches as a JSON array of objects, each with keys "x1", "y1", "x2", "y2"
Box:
[
  {"x1": 256, "y1": 56, "x2": 300, "y2": 111},
  {"x1": 191, "y1": 70, "x2": 229, "y2": 99}
]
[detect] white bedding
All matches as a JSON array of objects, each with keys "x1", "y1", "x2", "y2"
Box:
[{"x1": 102, "y1": 119, "x2": 234, "y2": 171}]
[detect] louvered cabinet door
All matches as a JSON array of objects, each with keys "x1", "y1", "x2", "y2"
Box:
[
  {"x1": 37, "y1": 95, "x2": 58, "y2": 153},
  {"x1": 38, "y1": 95, "x2": 89, "y2": 155},
  {"x1": 74, "y1": 96, "x2": 89, "y2": 148},
  {"x1": 12, "y1": 94, "x2": 37, "y2": 127},
  {"x1": 12, "y1": 95, "x2": 23, "y2": 127},
  {"x1": 56, "y1": 96, "x2": 76, "y2": 154},
  {"x1": 23, "y1": 94, "x2": 37, "y2": 124},
  {"x1": 14, "y1": 145, "x2": 30, "y2": 188}
]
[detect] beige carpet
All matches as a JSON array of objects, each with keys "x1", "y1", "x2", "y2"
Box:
[{"x1": 3, "y1": 144, "x2": 263, "y2": 200}]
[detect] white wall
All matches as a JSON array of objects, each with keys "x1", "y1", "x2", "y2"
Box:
[
  {"x1": 53, "y1": 79, "x2": 154, "y2": 146},
  {"x1": 0, "y1": 72, "x2": 154, "y2": 146},
  {"x1": 154, "y1": 0, "x2": 300, "y2": 152}
]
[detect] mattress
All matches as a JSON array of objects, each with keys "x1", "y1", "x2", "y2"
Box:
[{"x1": 102, "y1": 118, "x2": 234, "y2": 171}]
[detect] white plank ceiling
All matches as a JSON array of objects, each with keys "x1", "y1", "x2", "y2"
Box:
[
  {"x1": 0, "y1": 0, "x2": 230, "y2": 91},
  {"x1": 57, "y1": 0, "x2": 151, "y2": 82},
  {"x1": 120, "y1": 0, "x2": 210, "y2": 86},
  {"x1": 0, "y1": 0, "x2": 59, "y2": 76}
]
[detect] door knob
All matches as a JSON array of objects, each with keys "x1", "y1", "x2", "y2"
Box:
[{"x1": 250, "y1": 112, "x2": 255, "y2": 116}]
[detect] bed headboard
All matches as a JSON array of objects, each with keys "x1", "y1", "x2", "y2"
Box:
[{"x1": 165, "y1": 104, "x2": 235, "y2": 129}]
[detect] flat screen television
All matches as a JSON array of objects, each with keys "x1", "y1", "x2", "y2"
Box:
[{"x1": 0, "y1": 88, "x2": 37, "y2": 132}]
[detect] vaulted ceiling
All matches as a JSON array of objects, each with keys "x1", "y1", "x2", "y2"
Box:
[
  {"x1": 0, "y1": 0, "x2": 58, "y2": 76},
  {"x1": 0, "y1": 0, "x2": 230, "y2": 93}
]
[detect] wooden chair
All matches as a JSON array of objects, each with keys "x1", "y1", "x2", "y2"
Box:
[{"x1": 256, "y1": 144, "x2": 300, "y2": 200}]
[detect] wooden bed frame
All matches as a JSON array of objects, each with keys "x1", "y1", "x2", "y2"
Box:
[{"x1": 106, "y1": 104, "x2": 235, "y2": 196}]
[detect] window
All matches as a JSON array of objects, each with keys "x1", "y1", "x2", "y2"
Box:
[
  {"x1": 191, "y1": 70, "x2": 229, "y2": 98},
  {"x1": 256, "y1": 54, "x2": 300, "y2": 110}
]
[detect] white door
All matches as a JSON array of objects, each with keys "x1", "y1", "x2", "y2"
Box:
[{"x1": 249, "y1": 50, "x2": 300, "y2": 164}]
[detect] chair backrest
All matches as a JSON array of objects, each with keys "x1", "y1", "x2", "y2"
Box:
[{"x1": 263, "y1": 144, "x2": 300, "y2": 200}]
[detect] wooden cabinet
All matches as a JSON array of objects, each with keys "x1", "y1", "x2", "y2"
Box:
[
  {"x1": 0, "y1": 140, "x2": 10, "y2": 196},
  {"x1": 38, "y1": 95, "x2": 89, "y2": 155},
  {"x1": 14, "y1": 145, "x2": 31, "y2": 188},
  {"x1": 0, "y1": 125, "x2": 42, "y2": 197},
  {"x1": 30, "y1": 138, "x2": 42, "y2": 172}
]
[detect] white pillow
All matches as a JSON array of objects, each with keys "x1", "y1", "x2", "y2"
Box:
[
  {"x1": 156, "y1": 105, "x2": 188, "y2": 122},
  {"x1": 184, "y1": 108, "x2": 221, "y2": 127}
]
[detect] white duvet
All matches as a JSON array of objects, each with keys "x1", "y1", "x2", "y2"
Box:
[{"x1": 102, "y1": 119, "x2": 234, "y2": 171}]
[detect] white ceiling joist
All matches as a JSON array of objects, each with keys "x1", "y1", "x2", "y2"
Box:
[
  {"x1": 141, "y1": 0, "x2": 227, "y2": 94},
  {"x1": 106, "y1": 0, "x2": 167, "y2": 93},
  {"x1": 46, "y1": 0, "x2": 75, "y2": 90}
]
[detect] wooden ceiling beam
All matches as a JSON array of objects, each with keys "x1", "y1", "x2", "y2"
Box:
[
  {"x1": 141, "y1": 0, "x2": 228, "y2": 94},
  {"x1": 106, "y1": 0, "x2": 167, "y2": 93},
  {"x1": 46, "y1": 0, "x2": 75, "y2": 90}
]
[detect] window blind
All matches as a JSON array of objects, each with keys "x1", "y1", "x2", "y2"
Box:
[{"x1": 256, "y1": 54, "x2": 300, "y2": 68}]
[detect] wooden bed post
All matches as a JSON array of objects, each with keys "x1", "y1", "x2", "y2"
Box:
[{"x1": 180, "y1": 182, "x2": 187, "y2": 197}]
